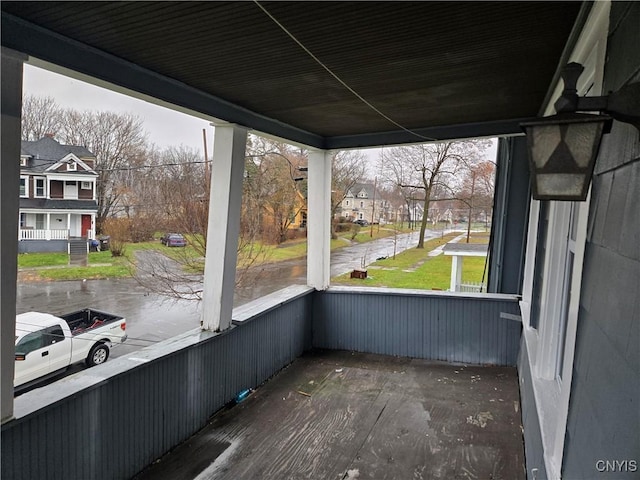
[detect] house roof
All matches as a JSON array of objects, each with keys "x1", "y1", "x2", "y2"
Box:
[
  {"x1": 347, "y1": 183, "x2": 382, "y2": 200},
  {"x1": 19, "y1": 199, "x2": 98, "y2": 211},
  {"x1": 1, "y1": 2, "x2": 586, "y2": 149},
  {"x1": 21, "y1": 137, "x2": 97, "y2": 174}
]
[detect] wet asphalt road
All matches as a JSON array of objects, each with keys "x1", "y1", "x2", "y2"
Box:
[{"x1": 14, "y1": 228, "x2": 447, "y2": 392}]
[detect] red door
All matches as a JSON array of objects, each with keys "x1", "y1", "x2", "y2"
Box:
[{"x1": 81, "y1": 215, "x2": 92, "y2": 238}]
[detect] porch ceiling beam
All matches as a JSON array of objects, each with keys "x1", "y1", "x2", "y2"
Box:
[
  {"x1": 1, "y1": 13, "x2": 325, "y2": 150},
  {"x1": 3, "y1": 12, "x2": 540, "y2": 152},
  {"x1": 325, "y1": 118, "x2": 530, "y2": 150}
]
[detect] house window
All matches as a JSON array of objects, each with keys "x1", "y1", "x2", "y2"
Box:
[
  {"x1": 345, "y1": 200, "x2": 349, "y2": 206},
  {"x1": 35, "y1": 178, "x2": 46, "y2": 197},
  {"x1": 20, "y1": 157, "x2": 28, "y2": 167},
  {"x1": 19, "y1": 176, "x2": 28, "y2": 197},
  {"x1": 35, "y1": 214, "x2": 45, "y2": 230},
  {"x1": 81, "y1": 181, "x2": 92, "y2": 190},
  {"x1": 67, "y1": 161, "x2": 77, "y2": 171},
  {"x1": 20, "y1": 213, "x2": 26, "y2": 228},
  {"x1": 360, "y1": 201, "x2": 364, "y2": 208},
  {"x1": 529, "y1": 201, "x2": 549, "y2": 329}
]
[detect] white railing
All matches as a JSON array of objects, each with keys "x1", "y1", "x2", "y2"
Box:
[
  {"x1": 457, "y1": 281, "x2": 486, "y2": 293},
  {"x1": 19, "y1": 229, "x2": 69, "y2": 241}
]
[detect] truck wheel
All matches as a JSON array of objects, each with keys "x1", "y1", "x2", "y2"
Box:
[{"x1": 86, "y1": 343, "x2": 109, "y2": 367}]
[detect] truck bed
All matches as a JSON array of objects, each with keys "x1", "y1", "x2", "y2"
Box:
[{"x1": 62, "y1": 308, "x2": 124, "y2": 336}]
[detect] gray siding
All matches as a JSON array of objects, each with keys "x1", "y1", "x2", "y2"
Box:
[
  {"x1": 1, "y1": 289, "x2": 313, "y2": 480},
  {"x1": 562, "y1": 3, "x2": 640, "y2": 478},
  {"x1": 18, "y1": 239, "x2": 67, "y2": 253},
  {"x1": 313, "y1": 288, "x2": 521, "y2": 366},
  {"x1": 518, "y1": 340, "x2": 548, "y2": 480}
]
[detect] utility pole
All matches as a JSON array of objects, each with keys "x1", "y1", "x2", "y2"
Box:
[{"x1": 370, "y1": 176, "x2": 377, "y2": 237}]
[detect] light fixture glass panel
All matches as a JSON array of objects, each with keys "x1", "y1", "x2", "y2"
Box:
[
  {"x1": 530, "y1": 124, "x2": 561, "y2": 169},
  {"x1": 536, "y1": 174, "x2": 585, "y2": 197},
  {"x1": 565, "y1": 122, "x2": 601, "y2": 168}
]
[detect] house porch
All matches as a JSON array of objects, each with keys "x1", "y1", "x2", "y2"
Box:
[{"x1": 1, "y1": 286, "x2": 522, "y2": 479}]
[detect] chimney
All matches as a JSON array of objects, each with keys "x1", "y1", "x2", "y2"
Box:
[{"x1": 44, "y1": 133, "x2": 55, "y2": 138}]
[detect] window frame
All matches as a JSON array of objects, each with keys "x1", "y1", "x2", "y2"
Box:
[
  {"x1": 34, "y1": 177, "x2": 46, "y2": 198},
  {"x1": 19, "y1": 175, "x2": 29, "y2": 198}
]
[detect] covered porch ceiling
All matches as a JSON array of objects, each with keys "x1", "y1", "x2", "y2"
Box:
[{"x1": 1, "y1": 1, "x2": 585, "y2": 149}]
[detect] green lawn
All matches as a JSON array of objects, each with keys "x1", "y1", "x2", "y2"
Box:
[
  {"x1": 38, "y1": 264, "x2": 132, "y2": 280},
  {"x1": 332, "y1": 233, "x2": 488, "y2": 290},
  {"x1": 18, "y1": 230, "x2": 490, "y2": 284},
  {"x1": 18, "y1": 252, "x2": 69, "y2": 268}
]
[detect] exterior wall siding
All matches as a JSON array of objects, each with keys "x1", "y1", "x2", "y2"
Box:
[
  {"x1": 518, "y1": 340, "x2": 548, "y2": 480},
  {"x1": 313, "y1": 288, "x2": 521, "y2": 366},
  {"x1": 562, "y1": 3, "x2": 640, "y2": 477},
  {"x1": 18, "y1": 239, "x2": 67, "y2": 253}
]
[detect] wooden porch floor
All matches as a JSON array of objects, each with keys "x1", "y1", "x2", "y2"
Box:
[{"x1": 135, "y1": 350, "x2": 525, "y2": 480}]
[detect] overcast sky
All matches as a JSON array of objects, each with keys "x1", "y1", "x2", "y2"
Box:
[{"x1": 23, "y1": 64, "x2": 213, "y2": 153}]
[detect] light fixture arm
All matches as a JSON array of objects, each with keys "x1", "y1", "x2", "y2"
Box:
[{"x1": 554, "y1": 62, "x2": 640, "y2": 130}]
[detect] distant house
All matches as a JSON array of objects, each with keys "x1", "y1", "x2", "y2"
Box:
[
  {"x1": 340, "y1": 183, "x2": 386, "y2": 223},
  {"x1": 19, "y1": 135, "x2": 98, "y2": 253}
]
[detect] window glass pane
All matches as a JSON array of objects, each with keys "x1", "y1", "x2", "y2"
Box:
[
  {"x1": 20, "y1": 178, "x2": 26, "y2": 196},
  {"x1": 16, "y1": 331, "x2": 44, "y2": 355},
  {"x1": 35, "y1": 214, "x2": 45, "y2": 230},
  {"x1": 569, "y1": 202, "x2": 579, "y2": 242},
  {"x1": 530, "y1": 202, "x2": 550, "y2": 329},
  {"x1": 35, "y1": 178, "x2": 45, "y2": 196},
  {"x1": 556, "y1": 252, "x2": 574, "y2": 378},
  {"x1": 45, "y1": 326, "x2": 65, "y2": 345}
]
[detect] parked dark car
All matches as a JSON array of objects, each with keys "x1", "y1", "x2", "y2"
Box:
[
  {"x1": 353, "y1": 219, "x2": 369, "y2": 226},
  {"x1": 161, "y1": 233, "x2": 187, "y2": 247}
]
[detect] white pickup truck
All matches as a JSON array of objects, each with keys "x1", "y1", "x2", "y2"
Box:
[{"x1": 14, "y1": 309, "x2": 127, "y2": 389}]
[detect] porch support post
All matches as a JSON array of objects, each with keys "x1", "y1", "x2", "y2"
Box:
[
  {"x1": 1, "y1": 47, "x2": 24, "y2": 424},
  {"x1": 450, "y1": 255, "x2": 463, "y2": 292},
  {"x1": 307, "y1": 149, "x2": 332, "y2": 290},
  {"x1": 67, "y1": 213, "x2": 71, "y2": 236},
  {"x1": 201, "y1": 123, "x2": 247, "y2": 332},
  {"x1": 45, "y1": 213, "x2": 51, "y2": 240}
]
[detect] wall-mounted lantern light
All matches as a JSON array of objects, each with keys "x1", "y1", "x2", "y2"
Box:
[{"x1": 521, "y1": 62, "x2": 639, "y2": 201}]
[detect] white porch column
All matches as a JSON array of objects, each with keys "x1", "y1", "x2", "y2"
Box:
[
  {"x1": 1, "y1": 48, "x2": 25, "y2": 424},
  {"x1": 45, "y1": 213, "x2": 51, "y2": 240},
  {"x1": 450, "y1": 255, "x2": 463, "y2": 292},
  {"x1": 67, "y1": 213, "x2": 71, "y2": 236},
  {"x1": 201, "y1": 123, "x2": 247, "y2": 332},
  {"x1": 307, "y1": 149, "x2": 332, "y2": 290}
]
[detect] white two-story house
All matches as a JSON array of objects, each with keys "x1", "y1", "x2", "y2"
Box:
[
  {"x1": 340, "y1": 183, "x2": 386, "y2": 223},
  {"x1": 19, "y1": 135, "x2": 98, "y2": 252}
]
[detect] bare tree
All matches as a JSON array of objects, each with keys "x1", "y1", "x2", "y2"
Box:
[
  {"x1": 456, "y1": 160, "x2": 496, "y2": 241},
  {"x1": 382, "y1": 140, "x2": 491, "y2": 248},
  {"x1": 245, "y1": 136, "x2": 307, "y2": 244},
  {"x1": 21, "y1": 95, "x2": 63, "y2": 141},
  {"x1": 58, "y1": 110, "x2": 149, "y2": 233},
  {"x1": 330, "y1": 150, "x2": 367, "y2": 239}
]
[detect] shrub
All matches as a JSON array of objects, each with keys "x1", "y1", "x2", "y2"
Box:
[{"x1": 102, "y1": 217, "x2": 131, "y2": 257}]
